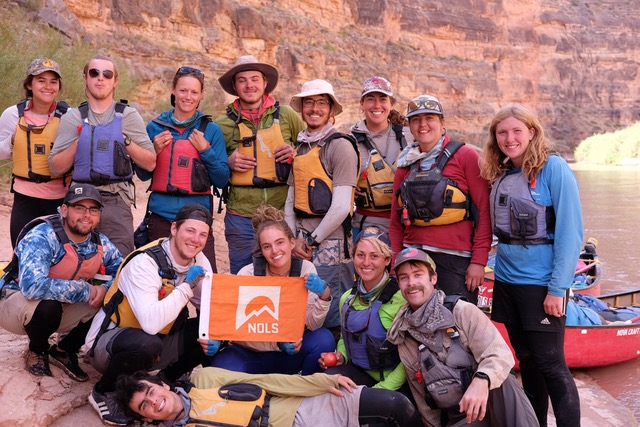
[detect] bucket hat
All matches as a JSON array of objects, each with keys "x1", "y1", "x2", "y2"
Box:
[
  {"x1": 290, "y1": 79, "x2": 343, "y2": 115},
  {"x1": 405, "y1": 95, "x2": 444, "y2": 119},
  {"x1": 218, "y1": 55, "x2": 278, "y2": 96}
]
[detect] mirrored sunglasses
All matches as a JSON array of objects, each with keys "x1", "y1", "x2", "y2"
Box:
[{"x1": 407, "y1": 96, "x2": 442, "y2": 114}]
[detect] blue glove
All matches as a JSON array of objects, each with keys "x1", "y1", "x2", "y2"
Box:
[
  {"x1": 305, "y1": 273, "x2": 326, "y2": 296},
  {"x1": 278, "y1": 342, "x2": 297, "y2": 355},
  {"x1": 185, "y1": 265, "x2": 205, "y2": 289},
  {"x1": 204, "y1": 339, "x2": 221, "y2": 356}
]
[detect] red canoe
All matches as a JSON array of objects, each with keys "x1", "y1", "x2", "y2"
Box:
[{"x1": 487, "y1": 288, "x2": 640, "y2": 369}]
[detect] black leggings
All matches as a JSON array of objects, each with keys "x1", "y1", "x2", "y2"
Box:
[
  {"x1": 505, "y1": 324, "x2": 580, "y2": 427},
  {"x1": 10, "y1": 192, "x2": 63, "y2": 248},
  {"x1": 24, "y1": 300, "x2": 91, "y2": 354},
  {"x1": 358, "y1": 387, "x2": 423, "y2": 427},
  {"x1": 95, "y1": 318, "x2": 207, "y2": 393}
]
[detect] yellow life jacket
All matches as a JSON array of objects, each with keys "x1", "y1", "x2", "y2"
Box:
[
  {"x1": 293, "y1": 132, "x2": 359, "y2": 217},
  {"x1": 185, "y1": 383, "x2": 270, "y2": 427},
  {"x1": 103, "y1": 239, "x2": 185, "y2": 336},
  {"x1": 227, "y1": 103, "x2": 291, "y2": 188},
  {"x1": 12, "y1": 100, "x2": 68, "y2": 182},
  {"x1": 397, "y1": 141, "x2": 472, "y2": 227},
  {"x1": 354, "y1": 125, "x2": 406, "y2": 213}
]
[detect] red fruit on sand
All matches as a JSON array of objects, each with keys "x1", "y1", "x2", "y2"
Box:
[{"x1": 324, "y1": 352, "x2": 338, "y2": 368}]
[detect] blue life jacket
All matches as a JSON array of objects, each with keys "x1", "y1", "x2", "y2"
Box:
[
  {"x1": 341, "y1": 276, "x2": 400, "y2": 379},
  {"x1": 72, "y1": 101, "x2": 133, "y2": 185}
]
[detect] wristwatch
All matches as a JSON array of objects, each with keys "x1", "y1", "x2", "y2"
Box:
[
  {"x1": 303, "y1": 232, "x2": 320, "y2": 248},
  {"x1": 123, "y1": 135, "x2": 132, "y2": 146},
  {"x1": 473, "y1": 371, "x2": 491, "y2": 388}
]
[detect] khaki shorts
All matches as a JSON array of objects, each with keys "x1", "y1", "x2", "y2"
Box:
[{"x1": 0, "y1": 289, "x2": 98, "y2": 335}]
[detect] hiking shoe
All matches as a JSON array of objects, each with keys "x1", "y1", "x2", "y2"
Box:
[
  {"x1": 25, "y1": 350, "x2": 52, "y2": 377},
  {"x1": 89, "y1": 387, "x2": 134, "y2": 426},
  {"x1": 49, "y1": 345, "x2": 89, "y2": 382}
]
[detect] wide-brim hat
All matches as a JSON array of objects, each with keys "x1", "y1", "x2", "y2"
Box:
[
  {"x1": 290, "y1": 79, "x2": 343, "y2": 116},
  {"x1": 393, "y1": 247, "x2": 437, "y2": 274},
  {"x1": 218, "y1": 55, "x2": 279, "y2": 96},
  {"x1": 63, "y1": 183, "x2": 103, "y2": 207}
]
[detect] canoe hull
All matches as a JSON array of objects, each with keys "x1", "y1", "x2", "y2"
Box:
[{"x1": 491, "y1": 319, "x2": 640, "y2": 369}]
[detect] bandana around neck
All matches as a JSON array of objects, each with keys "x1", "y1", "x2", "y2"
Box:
[{"x1": 389, "y1": 289, "x2": 455, "y2": 353}]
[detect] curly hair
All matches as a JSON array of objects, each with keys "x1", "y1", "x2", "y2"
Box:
[
  {"x1": 480, "y1": 104, "x2": 553, "y2": 184},
  {"x1": 252, "y1": 204, "x2": 295, "y2": 247},
  {"x1": 388, "y1": 109, "x2": 407, "y2": 126}
]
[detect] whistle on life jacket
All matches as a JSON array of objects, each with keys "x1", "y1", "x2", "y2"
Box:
[{"x1": 402, "y1": 207, "x2": 411, "y2": 227}]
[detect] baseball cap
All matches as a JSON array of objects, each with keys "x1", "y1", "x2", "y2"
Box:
[
  {"x1": 406, "y1": 95, "x2": 444, "y2": 119},
  {"x1": 27, "y1": 58, "x2": 62, "y2": 78},
  {"x1": 393, "y1": 247, "x2": 437, "y2": 274},
  {"x1": 63, "y1": 184, "x2": 103, "y2": 207},
  {"x1": 361, "y1": 76, "x2": 394, "y2": 99},
  {"x1": 174, "y1": 203, "x2": 213, "y2": 227}
]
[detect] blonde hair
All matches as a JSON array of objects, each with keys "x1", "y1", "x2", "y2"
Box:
[
  {"x1": 480, "y1": 104, "x2": 553, "y2": 184},
  {"x1": 352, "y1": 227, "x2": 392, "y2": 261},
  {"x1": 252, "y1": 205, "x2": 295, "y2": 247}
]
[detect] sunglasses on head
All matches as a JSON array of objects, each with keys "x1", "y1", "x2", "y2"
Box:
[
  {"x1": 177, "y1": 66, "x2": 204, "y2": 77},
  {"x1": 407, "y1": 96, "x2": 442, "y2": 114},
  {"x1": 88, "y1": 68, "x2": 115, "y2": 79}
]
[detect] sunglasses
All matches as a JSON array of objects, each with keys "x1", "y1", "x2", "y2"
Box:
[
  {"x1": 18, "y1": 122, "x2": 46, "y2": 134},
  {"x1": 177, "y1": 66, "x2": 204, "y2": 78},
  {"x1": 407, "y1": 96, "x2": 442, "y2": 114},
  {"x1": 88, "y1": 68, "x2": 115, "y2": 79}
]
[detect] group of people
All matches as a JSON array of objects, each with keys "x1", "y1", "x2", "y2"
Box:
[{"x1": 0, "y1": 52, "x2": 584, "y2": 427}]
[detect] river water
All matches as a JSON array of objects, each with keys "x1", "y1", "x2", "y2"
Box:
[{"x1": 572, "y1": 167, "x2": 640, "y2": 420}]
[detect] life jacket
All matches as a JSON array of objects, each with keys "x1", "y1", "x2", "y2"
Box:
[
  {"x1": 150, "y1": 116, "x2": 213, "y2": 195},
  {"x1": 397, "y1": 141, "x2": 472, "y2": 227},
  {"x1": 101, "y1": 239, "x2": 187, "y2": 336},
  {"x1": 292, "y1": 132, "x2": 360, "y2": 258},
  {"x1": 354, "y1": 123, "x2": 406, "y2": 213},
  {"x1": 0, "y1": 214, "x2": 103, "y2": 287},
  {"x1": 12, "y1": 100, "x2": 68, "y2": 183},
  {"x1": 341, "y1": 276, "x2": 401, "y2": 379},
  {"x1": 417, "y1": 295, "x2": 477, "y2": 411},
  {"x1": 292, "y1": 132, "x2": 359, "y2": 218},
  {"x1": 252, "y1": 254, "x2": 303, "y2": 277},
  {"x1": 227, "y1": 103, "x2": 291, "y2": 188},
  {"x1": 490, "y1": 167, "x2": 555, "y2": 246},
  {"x1": 72, "y1": 101, "x2": 134, "y2": 185},
  {"x1": 182, "y1": 383, "x2": 270, "y2": 427}
]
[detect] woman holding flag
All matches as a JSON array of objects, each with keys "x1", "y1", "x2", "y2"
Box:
[{"x1": 208, "y1": 205, "x2": 335, "y2": 374}]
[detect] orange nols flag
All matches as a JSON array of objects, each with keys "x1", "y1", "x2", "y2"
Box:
[{"x1": 199, "y1": 273, "x2": 308, "y2": 342}]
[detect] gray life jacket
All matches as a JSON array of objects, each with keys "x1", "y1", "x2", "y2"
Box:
[
  {"x1": 490, "y1": 167, "x2": 555, "y2": 245},
  {"x1": 418, "y1": 295, "x2": 477, "y2": 411}
]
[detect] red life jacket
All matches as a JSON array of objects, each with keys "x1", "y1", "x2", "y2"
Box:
[
  {"x1": 2, "y1": 215, "x2": 103, "y2": 284},
  {"x1": 150, "y1": 116, "x2": 213, "y2": 195}
]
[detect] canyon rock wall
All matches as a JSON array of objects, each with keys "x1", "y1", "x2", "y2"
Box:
[{"x1": 30, "y1": 0, "x2": 640, "y2": 148}]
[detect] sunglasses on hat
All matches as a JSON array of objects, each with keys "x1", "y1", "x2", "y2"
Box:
[{"x1": 407, "y1": 96, "x2": 443, "y2": 114}]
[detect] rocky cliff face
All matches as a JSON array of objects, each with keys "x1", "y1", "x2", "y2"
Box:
[{"x1": 32, "y1": 0, "x2": 640, "y2": 150}]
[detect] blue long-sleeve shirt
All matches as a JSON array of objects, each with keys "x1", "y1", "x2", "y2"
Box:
[
  {"x1": 4, "y1": 220, "x2": 123, "y2": 303},
  {"x1": 493, "y1": 155, "x2": 584, "y2": 296},
  {"x1": 141, "y1": 111, "x2": 230, "y2": 221}
]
